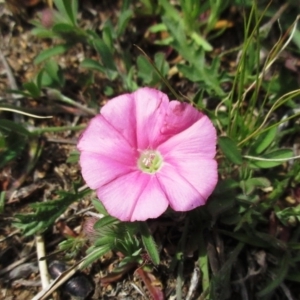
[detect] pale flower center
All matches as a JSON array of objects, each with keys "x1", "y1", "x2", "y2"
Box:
[{"x1": 137, "y1": 150, "x2": 163, "y2": 173}]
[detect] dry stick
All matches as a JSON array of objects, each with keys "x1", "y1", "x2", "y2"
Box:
[
  {"x1": 0, "y1": 237, "x2": 63, "y2": 277},
  {"x1": 46, "y1": 137, "x2": 77, "y2": 144},
  {"x1": 78, "y1": 184, "x2": 89, "y2": 193},
  {"x1": 12, "y1": 279, "x2": 42, "y2": 287},
  {"x1": 47, "y1": 0, "x2": 53, "y2": 8},
  {"x1": 133, "y1": 45, "x2": 182, "y2": 101},
  {"x1": 0, "y1": 229, "x2": 20, "y2": 243},
  {"x1": 0, "y1": 107, "x2": 53, "y2": 119},
  {"x1": 0, "y1": 103, "x2": 91, "y2": 116},
  {"x1": 259, "y1": 2, "x2": 289, "y2": 36},
  {"x1": 34, "y1": 185, "x2": 91, "y2": 278},
  {"x1": 186, "y1": 266, "x2": 200, "y2": 300},
  {"x1": 280, "y1": 283, "x2": 295, "y2": 300},
  {"x1": 36, "y1": 234, "x2": 51, "y2": 288},
  {"x1": 129, "y1": 282, "x2": 146, "y2": 298}
]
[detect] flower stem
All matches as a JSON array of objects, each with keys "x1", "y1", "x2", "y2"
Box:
[
  {"x1": 176, "y1": 216, "x2": 190, "y2": 300},
  {"x1": 46, "y1": 88, "x2": 96, "y2": 116}
]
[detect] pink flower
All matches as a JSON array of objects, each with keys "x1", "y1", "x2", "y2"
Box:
[{"x1": 77, "y1": 88, "x2": 218, "y2": 221}]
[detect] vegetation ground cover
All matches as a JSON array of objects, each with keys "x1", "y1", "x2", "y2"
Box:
[{"x1": 0, "y1": 0, "x2": 300, "y2": 299}]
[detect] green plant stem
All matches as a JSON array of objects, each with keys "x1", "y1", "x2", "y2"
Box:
[
  {"x1": 134, "y1": 45, "x2": 183, "y2": 101},
  {"x1": 244, "y1": 154, "x2": 300, "y2": 162},
  {"x1": 198, "y1": 228, "x2": 210, "y2": 295},
  {"x1": 47, "y1": 88, "x2": 96, "y2": 116},
  {"x1": 139, "y1": 221, "x2": 160, "y2": 265},
  {"x1": 176, "y1": 216, "x2": 190, "y2": 300},
  {"x1": 60, "y1": 94, "x2": 96, "y2": 116},
  {"x1": 176, "y1": 255, "x2": 184, "y2": 300},
  {"x1": 238, "y1": 89, "x2": 300, "y2": 146},
  {"x1": 32, "y1": 125, "x2": 85, "y2": 135}
]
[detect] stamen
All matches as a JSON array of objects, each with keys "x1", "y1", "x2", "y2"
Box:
[{"x1": 138, "y1": 150, "x2": 163, "y2": 173}]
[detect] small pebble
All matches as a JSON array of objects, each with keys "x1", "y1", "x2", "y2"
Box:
[{"x1": 8, "y1": 263, "x2": 38, "y2": 280}]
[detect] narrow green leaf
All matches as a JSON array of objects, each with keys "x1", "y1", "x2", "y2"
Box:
[
  {"x1": 0, "y1": 191, "x2": 5, "y2": 213},
  {"x1": 210, "y1": 243, "x2": 244, "y2": 299},
  {"x1": 240, "y1": 177, "x2": 271, "y2": 194},
  {"x1": 148, "y1": 23, "x2": 167, "y2": 33},
  {"x1": 137, "y1": 55, "x2": 155, "y2": 84},
  {"x1": 53, "y1": 0, "x2": 77, "y2": 25},
  {"x1": 13, "y1": 189, "x2": 90, "y2": 236},
  {"x1": 94, "y1": 236, "x2": 116, "y2": 247},
  {"x1": 52, "y1": 23, "x2": 75, "y2": 33},
  {"x1": 34, "y1": 44, "x2": 71, "y2": 64},
  {"x1": 177, "y1": 63, "x2": 225, "y2": 96},
  {"x1": 218, "y1": 230, "x2": 270, "y2": 248},
  {"x1": 44, "y1": 60, "x2": 64, "y2": 87},
  {"x1": 198, "y1": 227, "x2": 210, "y2": 292},
  {"x1": 286, "y1": 272, "x2": 300, "y2": 282},
  {"x1": 80, "y1": 58, "x2": 105, "y2": 73},
  {"x1": 66, "y1": 151, "x2": 79, "y2": 163},
  {"x1": 159, "y1": 0, "x2": 181, "y2": 21},
  {"x1": 81, "y1": 245, "x2": 112, "y2": 268},
  {"x1": 190, "y1": 31, "x2": 213, "y2": 51},
  {"x1": 93, "y1": 38, "x2": 118, "y2": 80},
  {"x1": 0, "y1": 120, "x2": 29, "y2": 168},
  {"x1": 116, "y1": 9, "x2": 132, "y2": 37},
  {"x1": 213, "y1": 179, "x2": 239, "y2": 195},
  {"x1": 93, "y1": 39, "x2": 116, "y2": 70},
  {"x1": 276, "y1": 206, "x2": 300, "y2": 226},
  {"x1": 218, "y1": 136, "x2": 243, "y2": 164},
  {"x1": 22, "y1": 82, "x2": 41, "y2": 98},
  {"x1": 102, "y1": 20, "x2": 115, "y2": 51},
  {"x1": 36, "y1": 70, "x2": 53, "y2": 87},
  {"x1": 92, "y1": 199, "x2": 108, "y2": 215},
  {"x1": 53, "y1": 0, "x2": 69, "y2": 21},
  {"x1": 162, "y1": 16, "x2": 190, "y2": 59},
  {"x1": 249, "y1": 148, "x2": 293, "y2": 168},
  {"x1": 154, "y1": 52, "x2": 169, "y2": 77},
  {"x1": 36, "y1": 69, "x2": 45, "y2": 90},
  {"x1": 70, "y1": 0, "x2": 78, "y2": 25},
  {"x1": 250, "y1": 126, "x2": 277, "y2": 155},
  {"x1": 94, "y1": 216, "x2": 119, "y2": 229},
  {"x1": 0, "y1": 119, "x2": 31, "y2": 137},
  {"x1": 139, "y1": 222, "x2": 160, "y2": 265},
  {"x1": 257, "y1": 253, "x2": 290, "y2": 297},
  {"x1": 31, "y1": 27, "x2": 56, "y2": 38},
  {"x1": 254, "y1": 231, "x2": 287, "y2": 250}
]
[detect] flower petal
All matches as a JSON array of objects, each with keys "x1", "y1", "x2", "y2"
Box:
[
  {"x1": 163, "y1": 155, "x2": 218, "y2": 200},
  {"x1": 161, "y1": 101, "x2": 203, "y2": 136},
  {"x1": 79, "y1": 152, "x2": 135, "y2": 189},
  {"x1": 100, "y1": 93, "x2": 138, "y2": 148},
  {"x1": 158, "y1": 115, "x2": 217, "y2": 158},
  {"x1": 97, "y1": 172, "x2": 168, "y2": 221},
  {"x1": 77, "y1": 114, "x2": 136, "y2": 163},
  {"x1": 157, "y1": 164, "x2": 207, "y2": 211},
  {"x1": 132, "y1": 88, "x2": 169, "y2": 149}
]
